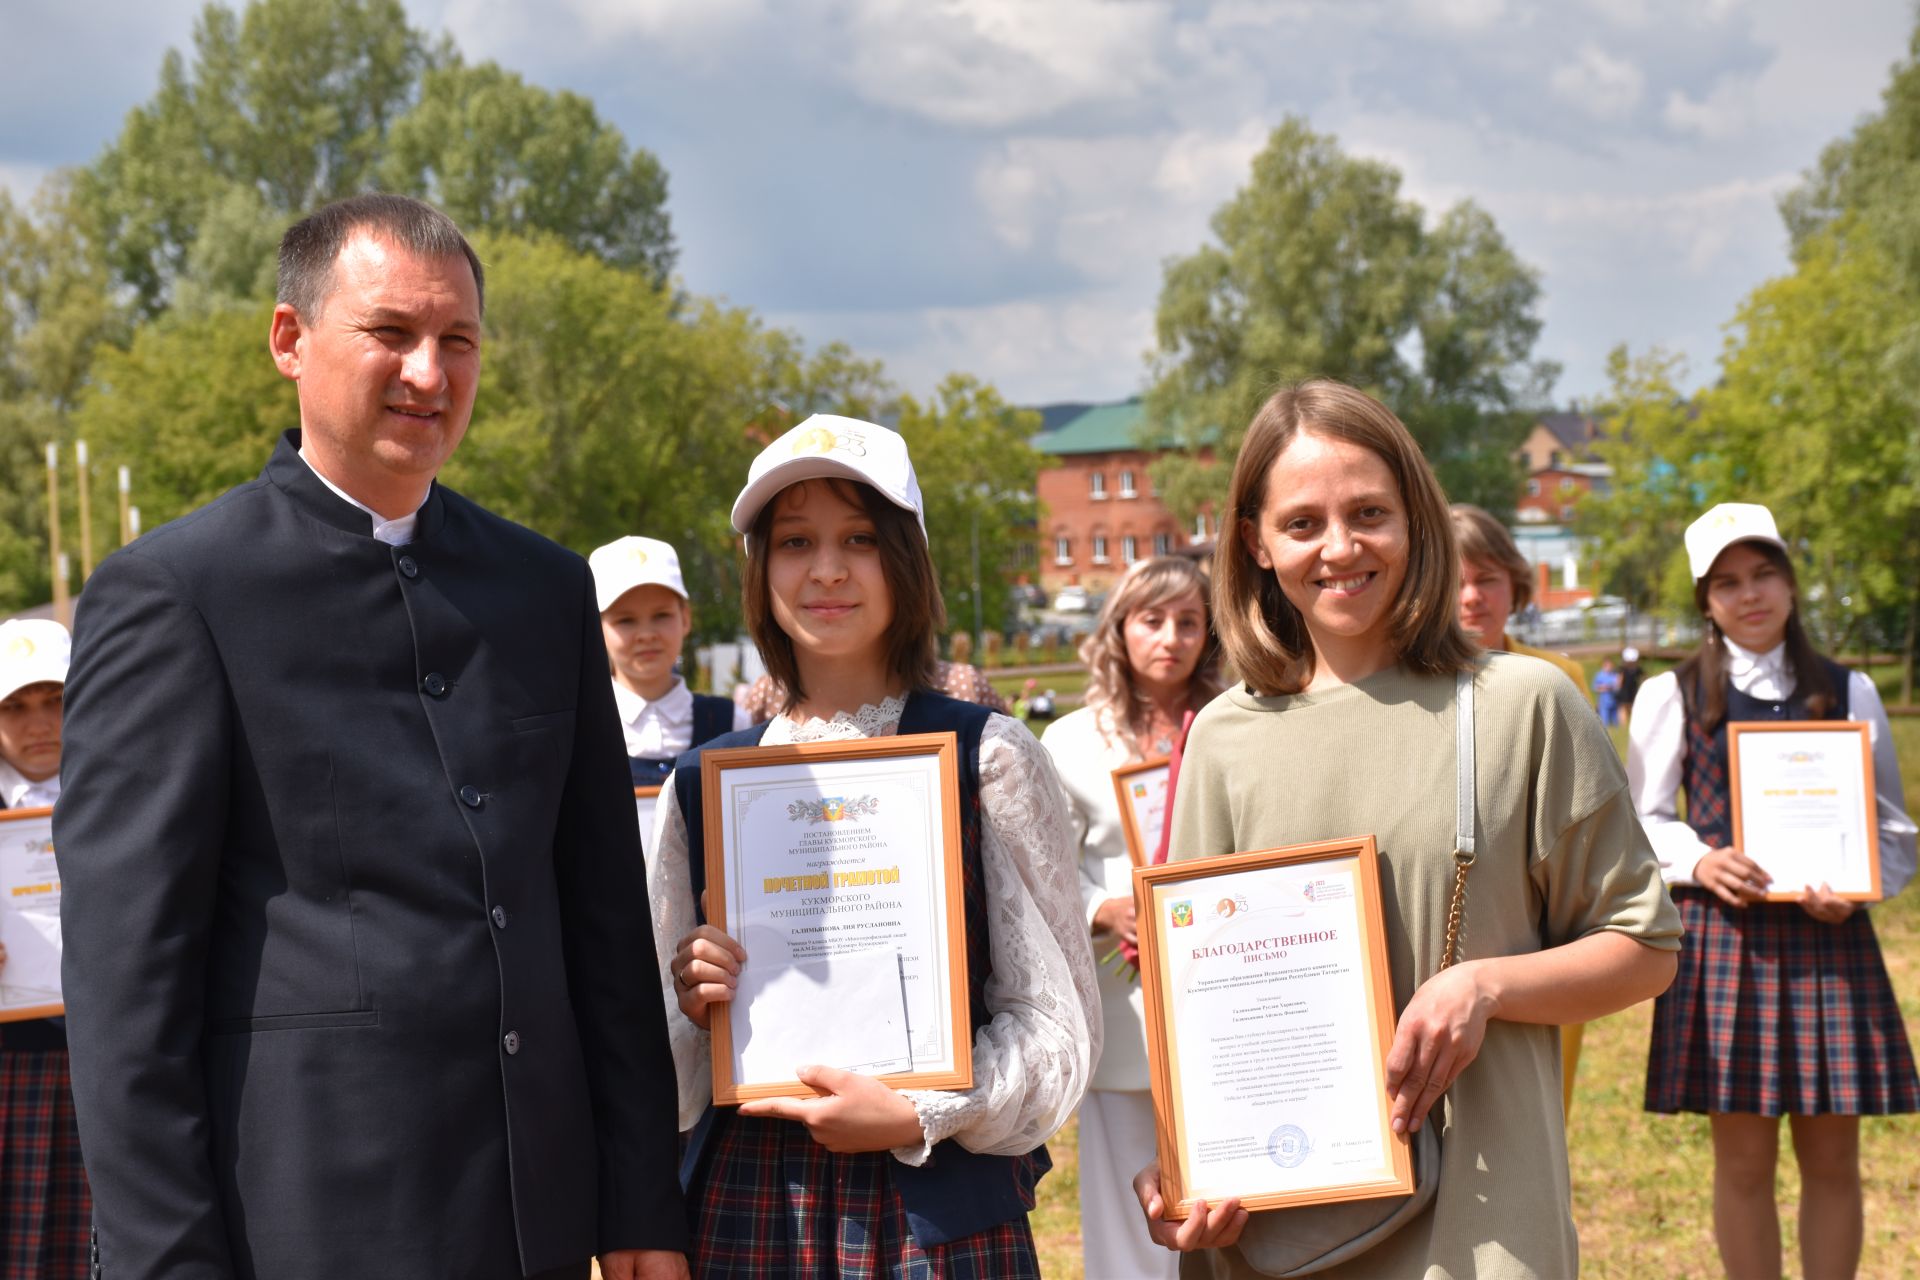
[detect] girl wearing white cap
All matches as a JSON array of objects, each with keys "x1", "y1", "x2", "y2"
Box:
[
  {"x1": 587, "y1": 536, "x2": 750, "y2": 786},
  {"x1": 1628, "y1": 502, "x2": 1917, "y2": 1280},
  {"x1": 0, "y1": 617, "x2": 90, "y2": 1277},
  {"x1": 644, "y1": 416, "x2": 1098, "y2": 1277}
]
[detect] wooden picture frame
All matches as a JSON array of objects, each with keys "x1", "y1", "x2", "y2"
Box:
[
  {"x1": 1727, "y1": 720, "x2": 1882, "y2": 901},
  {"x1": 700, "y1": 732, "x2": 972, "y2": 1104},
  {"x1": 1135, "y1": 836, "x2": 1411, "y2": 1218},
  {"x1": 1110, "y1": 756, "x2": 1172, "y2": 867},
  {"x1": 0, "y1": 806, "x2": 64, "y2": 1023}
]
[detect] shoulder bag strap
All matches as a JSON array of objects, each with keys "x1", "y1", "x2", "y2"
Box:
[{"x1": 1442, "y1": 666, "x2": 1476, "y2": 971}]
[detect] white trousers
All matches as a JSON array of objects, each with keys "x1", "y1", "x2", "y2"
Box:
[{"x1": 1079, "y1": 1089, "x2": 1180, "y2": 1280}]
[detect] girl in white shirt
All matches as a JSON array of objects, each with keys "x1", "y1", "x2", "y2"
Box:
[{"x1": 1628, "y1": 503, "x2": 1917, "y2": 1280}]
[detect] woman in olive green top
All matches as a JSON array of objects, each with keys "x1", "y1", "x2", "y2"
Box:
[{"x1": 1135, "y1": 381, "x2": 1682, "y2": 1279}]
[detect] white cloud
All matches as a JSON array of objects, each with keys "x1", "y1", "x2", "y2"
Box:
[
  {"x1": 843, "y1": 0, "x2": 1172, "y2": 128},
  {"x1": 0, "y1": 164, "x2": 48, "y2": 204},
  {"x1": 1664, "y1": 77, "x2": 1758, "y2": 140},
  {"x1": 1410, "y1": 0, "x2": 1511, "y2": 31},
  {"x1": 1548, "y1": 44, "x2": 1646, "y2": 120}
]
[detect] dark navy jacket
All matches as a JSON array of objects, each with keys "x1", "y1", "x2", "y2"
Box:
[{"x1": 670, "y1": 690, "x2": 1051, "y2": 1247}]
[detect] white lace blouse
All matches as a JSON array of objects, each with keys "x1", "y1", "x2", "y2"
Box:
[{"x1": 645, "y1": 694, "x2": 1101, "y2": 1166}]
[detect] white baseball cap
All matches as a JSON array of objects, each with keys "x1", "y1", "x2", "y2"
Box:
[
  {"x1": 1621, "y1": 647, "x2": 1640, "y2": 663},
  {"x1": 730, "y1": 414, "x2": 925, "y2": 540},
  {"x1": 1685, "y1": 503, "x2": 1788, "y2": 581},
  {"x1": 0, "y1": 618, "x2": 71, "y2": 700},
  {"x1": 588, "y1": 537, "x2": 688, "y2": 612}
]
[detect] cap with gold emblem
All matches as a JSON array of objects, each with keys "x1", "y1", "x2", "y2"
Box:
[
  {"x1": 729, "y1": 414, "x2": 924, "y2": 540},
  {"x1": 1684, "y1": 503, "x2": 1788, "y2": 581},
  {"x1": 587, "y1": 537, "x2": 688, "y2": 613},
  {"x1": 0, "y1": 618, "x2": 71, "y2": 701}
]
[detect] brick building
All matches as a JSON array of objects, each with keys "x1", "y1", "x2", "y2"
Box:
[{"x1": 1031, "y1": 400, "x2": 1219, "y2": 595}]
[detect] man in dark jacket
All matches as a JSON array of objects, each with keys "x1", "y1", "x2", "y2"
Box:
[{"x1": 55, "y1": 194, "x2": 688, "y2": 1280}]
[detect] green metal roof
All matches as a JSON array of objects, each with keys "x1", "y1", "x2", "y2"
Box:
[{"x1": 1032, "y1": 399, "x2": 1160, "y2": 455}]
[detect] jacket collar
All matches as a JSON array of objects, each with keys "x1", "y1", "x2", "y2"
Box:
[{"x1": 261, "y1": 429, "x2": 448, "y2": 543}]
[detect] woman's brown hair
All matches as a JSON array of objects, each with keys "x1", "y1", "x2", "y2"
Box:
[
  {"x1": 1674, "y1": 539, "x2": 1833, "y2": 733},
  {"x1": 742, "y1": 478, "x2": 943, "y2": 712},
  {"x1": 1212, "y1": 380, "x2": 1478, "y2": 696},
  {"x1": 1450, "y1": 502, "x2": 1534, "y2": 613},
  {"x1": 1079, "y1": 556, "x2": 1225, "y2": 747}
]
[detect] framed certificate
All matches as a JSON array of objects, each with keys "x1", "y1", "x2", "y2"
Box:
[
  {"x1": 633, "y1": 785, "x2": 662, "y2": 853},
  {"x1": 1728, "y1": 721, "x2": 1882, "y2": 901},
  {"x1": 0, "y1": 806, "x2": 64, "y2": 1022},
  {"x1": 700, "y1": 733, "x2": 972, "y2": 1104},
  {"x1": 1111, "y1": 757, "x2": 1171, "y2": 867},
  {"x1": 1135, "y1": 837, "x2": 1411, "y2": 1218}
]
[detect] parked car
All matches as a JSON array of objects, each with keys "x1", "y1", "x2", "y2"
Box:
[{"x1": 1052, "y1": 585, "x2": 1091, "y2": 612}]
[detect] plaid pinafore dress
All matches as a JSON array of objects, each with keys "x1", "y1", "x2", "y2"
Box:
[{"x1": 1644, "y1": 664, "x2": 1919, "y2": 1115}]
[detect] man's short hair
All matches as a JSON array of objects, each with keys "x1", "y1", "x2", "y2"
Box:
[
  {"x1": 1450, "y1": 503, "x2": 1534, "y2": 613},
  {"x1": 277, "y1": 193, "x2": 485, "y2": 321}
]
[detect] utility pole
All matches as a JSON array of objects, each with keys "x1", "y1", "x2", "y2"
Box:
[
  {"x1": 46, "y1": 443, "x2": 69, "y2": 627},
  {"x1": 75, "y1": 439, "x2": 94, "y2": 581},
  {"x1": 118, "y1": 465, "x2": 132, "y2": 545}
]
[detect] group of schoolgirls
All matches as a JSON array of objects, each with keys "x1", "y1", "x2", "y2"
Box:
[{"x1": 601, "y1": 396, "x2": 1915, "y2": 1280}]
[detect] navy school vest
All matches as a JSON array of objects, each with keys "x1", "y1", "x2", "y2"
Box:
[
  {"x1": 1682, "y1": 657, "x2": 1853, "y2": 849},
  {"x1": 628, "y1": 693, "x2": 741, "y2": 786},
  {"x1": 670, "y1": 689, "x2": 1052, "y2": 1247}
]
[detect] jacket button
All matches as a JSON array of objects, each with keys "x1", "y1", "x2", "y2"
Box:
[
  {"x1": 422, "y1": 672, "x2": 449, "y2": 697},
  {"x1": 398, "y1": 555, "x2": 419, "y2": 579},
  {"x1": 459, "y1": 785, "x2": 483, "y2": 808},
  {"x1": 502, "y1": 1031, "x2": 521, "y2": 1055},
  {"x1": 491, "y1": 905, "x2": 508, "y2": 929}
]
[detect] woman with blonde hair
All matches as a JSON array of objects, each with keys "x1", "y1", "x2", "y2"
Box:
[
  {"x1": 1137, "y1": 380, "x2": 1681, "y2": 1278},
  {"x1": 1040, "y1": 556, "x2": 1222, "y2": 1280}
]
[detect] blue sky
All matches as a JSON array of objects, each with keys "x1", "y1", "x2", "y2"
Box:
[{"x1": 2, "y1": 0, "x2": 1912, "y2": 408}]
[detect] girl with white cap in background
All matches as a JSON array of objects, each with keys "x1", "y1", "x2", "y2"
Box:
[
  {"x1": 1629, "y1": 501, "x2": 1917, "y2": 1280},
  {"x1": 647, "y1": 414, "x2": 1098, "y2": 1278},
  {"x1": 0, "y1": 617, "x2": 90, "y2": 1278},
  {"x1": 588, "y1": 535, "x2": 751, "y2": 788}
]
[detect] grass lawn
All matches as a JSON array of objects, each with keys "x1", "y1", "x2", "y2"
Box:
[{"x1": 1029, "y1": 718, "x2": 1920, "y2": 1279}]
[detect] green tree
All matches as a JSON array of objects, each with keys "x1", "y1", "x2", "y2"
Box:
[
  {"x1": 1573, "y1": 346, "x2": 1705, "y2": 619},
  {"x1": 1145, "y1": 118, "x2": 1553, "y2": 519},
  {"x1": 381, "y1": 57, "x2": 674, "y2": 284},
  {"x1": 893, "y1": 376, "x2": 1043, "y2": 646}
]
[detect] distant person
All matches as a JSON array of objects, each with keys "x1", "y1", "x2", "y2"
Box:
[
  {"x1": 56, "y1": 194, "x2": 688, "y2": 1279},
  {"x1": 737, "y1": 656, "x2": 1009, "y2": 720},
  {"x1": 1629, "y1": 502, "x2": 1916, "y2": 1280},
  {"x1": 1617, "y1": 646, "x2": 1645, "y2": 718},
  {"x1": 1041, "y1": 556, "x2": 1222, "y2": 1280},
  {"x1": 589, "y1": 536, "x2": 749, "y2": 787},
  {"x1": 1592, "y1": 657, "x2": 1622, "y2": 726},
  {"x1": 0, "y1": 618, "x2": 88, "y2": 1279}
]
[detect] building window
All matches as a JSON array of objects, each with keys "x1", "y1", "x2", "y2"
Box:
[
  {"x1": 1560, "y1": 505, "x2": 1576, "y2": 521},
  {"x1": 1089, "y1": 472, "x2": 1108, "y2": 500},
  {"x1": 1558, "y1": 477, "x2": 1577, "y2": 493},
  {"x1": 1122, "y1": 535, "x2": 1138, "y2": 563},
  {"x1": 1054, "y1": 535, "x2": 1072, "y2": 566},
  {"x1": 1092, "y1": 535, "x2": 1110, "y2": 564},
  {"x1": 1119, "y1": 469, "x2": 1137, "y2": 499},
  {"x1": 1153, "y1": 531, "x2": 1172, "y2": 556},
  {"x1": 1525, "y1": 479, "x2": 1540, "y2": 497},
  {"x1": 1008, "y1": 542, "x2": 1036, "y2": 569}
]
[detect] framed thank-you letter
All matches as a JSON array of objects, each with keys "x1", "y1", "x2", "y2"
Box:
[
  {"x1": 0, "y1": 807, "x2": 63, "y2": 1022},
  {"x1": 1135, "y1": 837, "x2": 1411, "y2": 1218},
  {"x1": 1728, "y1": 721, "x2": 1882, "y2": 901},
  {"x1": 700, "y1": 733, "x2": 972, "y2": 1104}
]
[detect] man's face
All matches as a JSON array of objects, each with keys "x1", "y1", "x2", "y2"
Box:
[{"x1": 270, "y1": 230, "x2": 482, "y2": 505}]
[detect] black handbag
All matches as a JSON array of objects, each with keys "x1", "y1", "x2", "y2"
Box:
[{"x1": 1221, "y1": 667, "x2": 1478, "y2": 1278}]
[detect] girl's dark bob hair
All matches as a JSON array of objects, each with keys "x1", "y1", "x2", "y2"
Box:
[{"x1": 743, "y1": 477, "x2": 944, "y2": 712}]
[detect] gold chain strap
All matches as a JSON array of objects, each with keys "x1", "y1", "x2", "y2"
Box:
[{"x1": 1439, "y1": 848, "x2": 1474, "y2": 971}]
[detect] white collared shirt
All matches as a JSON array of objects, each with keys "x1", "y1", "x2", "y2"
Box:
[
  {"x1": 611, "y1": 677, "x2": 750, "y2": 760},
  {"x1": 0, "y1": 758, "x2": 59, "y2": 810},
  {"x1": 1626, "y1": 637, "x2": 1917, "y2": 895},
  {"x1": 298, "y1": 448, "x2": 425, "y2": 546}
]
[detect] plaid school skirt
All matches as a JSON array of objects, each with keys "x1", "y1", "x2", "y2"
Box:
[
  {"x1": 1646, "y1": 887, "x2": 1920, "y2": 1116},
  {"x1": 690, "y1": 1113, "x2": 1040, "y2": 1279},
  {"x1": 0, "y1": 1048, "x2": 91, "y2": 1280}
]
